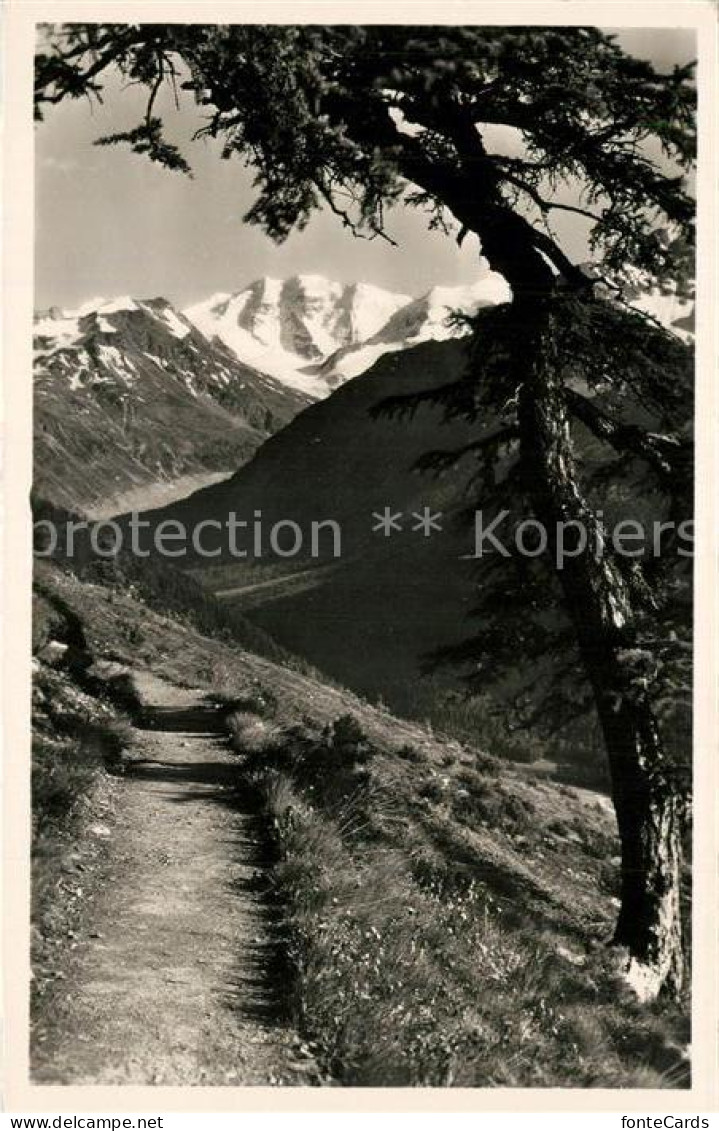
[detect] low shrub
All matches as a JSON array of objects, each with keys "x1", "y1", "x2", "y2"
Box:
[
  {"x1": 32, "y1": 734, "x2": 100, "y2": 835},
  {"x1": 31, "y1": 650, "x2": 136, "y2": 943},
  {"x1": 226, "y1": 709, "x2": 281, "y2": 755},
  {"x1": 32, "y1": 706, "x2": 133, "y2": 835},
  {"x1": 452, "y1": 780, "x2": 535, "y2": 833},
  {"x1": 396, "y1": 743, "x2": 427, "y2": 765},
  {"x1": 324, "y1": 714, "x2": 373, "y2": 768}
]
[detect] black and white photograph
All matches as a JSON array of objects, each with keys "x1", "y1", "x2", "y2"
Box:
[{"x1": 5, "y1": 3, "x2": 715, "y2": 1106}]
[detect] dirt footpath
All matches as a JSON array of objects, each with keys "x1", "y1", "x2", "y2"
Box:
[{"x1": 32, "y1": 671, "x2": 315, "y2": 1086}]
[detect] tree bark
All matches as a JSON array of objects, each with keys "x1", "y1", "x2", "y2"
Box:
[{"x1": 513, "y1": 294, "x2": 685, "y2": 999}]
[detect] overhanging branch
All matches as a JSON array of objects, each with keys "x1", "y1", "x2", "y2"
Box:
[
  {"x1": 413, "y1": 425, "x2": 519, "y2": 475},
  {"x1": 566, "y1": 388, "x2": 690, "y2": 479}
]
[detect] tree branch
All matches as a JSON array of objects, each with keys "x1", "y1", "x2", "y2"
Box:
[
  {"x1": 413, "y1": 425, "x2": 519, "y2": 474},
  {"x1": 500, "y1": 169, "x2": 603, "y2": 224},
  {"x1": 566, "y1": 388, "x2": 690, "y2": 479},
  {"x1": 316, "y1": 178, "x2": 398, "y2": 246}
]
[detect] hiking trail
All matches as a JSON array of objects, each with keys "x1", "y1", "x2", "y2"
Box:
[{"x1": 32, "y1": 670, "x2": 314, "y2": 1086}]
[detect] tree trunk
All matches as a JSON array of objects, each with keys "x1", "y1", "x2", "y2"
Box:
[
  {"x1": 513, "y1": 294, "x2": 686, "y2": 1000},
  {"x1": 599, "y1": 697, "x2": 685, "y2": 999},
  {"x1": 401, "y1": 154, "x2": 688, "y2": 996}
]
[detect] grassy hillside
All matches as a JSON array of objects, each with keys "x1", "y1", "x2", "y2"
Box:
[
  {"x1": 32, "y1": 579, "x2": 142, "y2": 1007},
  {"x1": 32, "y1": 562, "x2": 689, "y2": 1087}
]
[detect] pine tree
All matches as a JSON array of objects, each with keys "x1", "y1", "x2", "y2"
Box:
[{"x1": 35, "y1": 23, "x2": 696, "y2": 998}]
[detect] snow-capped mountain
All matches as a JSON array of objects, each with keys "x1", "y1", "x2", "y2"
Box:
[
  {"x1": 580, "y1": 231, "x2": 695, "y2": 344},
  {"x1": 612, "y1": 276, "x2": 694, "y2": 343},
  {"x1": 36, "y1": 296, "x2": 241, "y2": 392},
  {"x1": 310, "y1": 275, "x2": 512, "y2": 385},
  {"x1": 183, "y1": 262, "x2": 694, "y2": 397},
  {"x1": 184, "y1": 276, "x2": 411, "y2": 396},
  {"x1": 183, "y1": 267, "x2": 511, "y2": 396},
  {"x1": 33, "y1": 296, "x2": 310, "y2": 514},
  {"x1": 579, "y1": 265, "x2": 695, "y2": 345},
  {"x1": 35, "y1": 263, "x2": 694, "y2": 513}
]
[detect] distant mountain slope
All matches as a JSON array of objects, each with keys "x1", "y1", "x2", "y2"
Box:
[
  {"x1": 133, "y1": 321, "x2": 690, "y2": 776},
  {"x1": 37, "y1": 259, "x2": 693, "y2": 516},
  {"x1": 611, "y1": 277, "x2": 695, "y2": 342},
  {"x1": 128, "y1": 339, "x2": 513, "y2": 716},
  {"x1": 34, "y1": 297, "x2": 311, "y2": 513},
  {"x1": 581, "y1": 259, "x2": 695, "y2": 344}
]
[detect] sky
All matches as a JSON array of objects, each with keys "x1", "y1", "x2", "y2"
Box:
[{"x1": 35, "y1": 27, "x2": 696, "y2": 312}]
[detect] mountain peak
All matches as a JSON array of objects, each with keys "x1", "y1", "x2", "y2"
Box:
[
  {"x1": 284, "y1": 272, "x2": 341, "y2": 290},
  {"x1": 183, "y1": 273, "x2": 499, "y2": 396}
]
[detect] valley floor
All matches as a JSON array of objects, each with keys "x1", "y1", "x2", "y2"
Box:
[
  {"x1": 32, "y1": 670, "x2": 315, "y2": 1086},
  {"x1": 84, "y1": 470, "x2": 233, "y2": 521}
]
